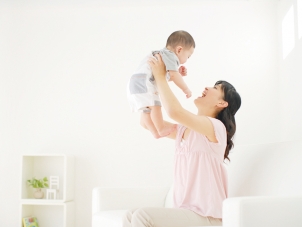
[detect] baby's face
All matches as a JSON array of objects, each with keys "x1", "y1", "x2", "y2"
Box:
[{"x1": 177, "y1": 46, "x2": 194, "y2": 64}]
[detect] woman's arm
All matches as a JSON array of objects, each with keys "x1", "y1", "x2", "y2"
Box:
[{"x1": 149, "y1": 54, "x2": 216, "y2": 141}]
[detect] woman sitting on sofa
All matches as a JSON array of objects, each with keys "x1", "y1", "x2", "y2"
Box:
[{"x1": 123, "y1": 54, "x2": 241, "y2": 227}]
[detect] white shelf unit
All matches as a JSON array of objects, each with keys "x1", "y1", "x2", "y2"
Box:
[
  {"x1": 21, "y1": 201, "x2": 75, "y2": 227},
  {"x1": 20, "y1": 154, "x2": 75, "y2": 227},
  {"x1": 21, "y1": 154, "x2": 74, "y2": 201}
]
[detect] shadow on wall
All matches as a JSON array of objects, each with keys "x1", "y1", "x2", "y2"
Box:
[
  {"x1": 228, "y1": 141, "x2": 302, "y2": 197},
  {"x1": 282, "y1": 0, "x2": 302, "y2": 59}
]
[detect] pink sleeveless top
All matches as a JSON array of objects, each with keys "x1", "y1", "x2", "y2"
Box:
[{"x1": 173, "y1": 117, "x2": 228, "y2": 219}]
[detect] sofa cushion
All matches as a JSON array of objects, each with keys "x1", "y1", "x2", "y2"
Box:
[{"x1": 92, "y1": 210, "x2": 127, "y2": 227}]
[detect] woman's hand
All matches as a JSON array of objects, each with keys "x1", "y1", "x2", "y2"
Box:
[{"x1": 148, "y1": 54, "x2": 166, "y2": 80}]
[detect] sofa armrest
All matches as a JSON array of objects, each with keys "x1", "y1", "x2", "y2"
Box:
[
  {"x1": 92, "y1": 186, "x2": 170, "y2": 215},
  {"x1": 223, "y1": 196, "x2": 302, "y2": 227}
]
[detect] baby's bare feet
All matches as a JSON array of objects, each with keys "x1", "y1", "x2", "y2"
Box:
[
  {"x1": 153, "y1": 134, "x2": 161, "y2": 139},
  {"x1": 158, "y1": 124, "x2": 177, "y2": 137}
]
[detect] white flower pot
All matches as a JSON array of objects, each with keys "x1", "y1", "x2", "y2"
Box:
[{"x1": 33, "y1": 188, "x2": 44, "y2": 199}]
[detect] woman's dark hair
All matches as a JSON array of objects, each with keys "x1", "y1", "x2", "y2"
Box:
[{"x1": 215, "y1": 80, "x2": 241, "y2": 162}]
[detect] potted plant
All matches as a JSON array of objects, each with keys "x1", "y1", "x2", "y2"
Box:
[{"x1": 27, "y1": 177, "x2": 49, "y2": 199}]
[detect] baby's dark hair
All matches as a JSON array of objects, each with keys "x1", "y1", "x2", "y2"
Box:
[{"x1": 166, "y1": 30, "x2": 195, "y2": 49}]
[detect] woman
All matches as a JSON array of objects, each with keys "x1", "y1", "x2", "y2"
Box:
[{"x1": 123, "y1": 54, "x2": 241, "y2": 227}]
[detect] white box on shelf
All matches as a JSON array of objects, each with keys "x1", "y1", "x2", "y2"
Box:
[
  {"x1": 21, "y1": 154, "x2": 74, "y2": 202},
  {"x1": 21, "y1": 201, "x2": 75, "y2": 227}
]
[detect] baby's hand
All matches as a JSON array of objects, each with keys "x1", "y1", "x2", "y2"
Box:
[
  {"x1": 179, "y1": 66, "x2": 187, "y2": 76},
  {"x1": 184, "y1": 89, "x2": 192, "y2": 98}
]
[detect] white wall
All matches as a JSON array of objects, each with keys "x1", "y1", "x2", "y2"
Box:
[
  {"x1": 0, "y1": 1, "x2": 280, "y2": 226},
  {"x1": 277, "y1": 0, "x2": 302, "y2": 141}
]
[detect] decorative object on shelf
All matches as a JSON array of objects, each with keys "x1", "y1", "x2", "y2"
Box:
[
  {"x1": 33, "y1": 188, "x2": 44, "y2": 199},
  {"x1": 22, "y1": 216, "x2": 39, "y2": 227},
  {"x1": 46, "y1": 176, "x2": 59, "y2": 200},
  {"x1": 27, "y1": 177, "x2": 49, "y2": 199}
]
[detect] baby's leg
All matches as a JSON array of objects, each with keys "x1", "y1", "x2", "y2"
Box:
[
  {"x1": 140, "y1": 111, "x2": 161, "y2": 139},
  {"x1": 149, "y1": 106, "x2": 176, "y2": 137}
]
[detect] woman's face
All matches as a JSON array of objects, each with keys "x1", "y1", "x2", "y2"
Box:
[{"x1": 194, "y1": 84, "x2": 225, "y2": 108}]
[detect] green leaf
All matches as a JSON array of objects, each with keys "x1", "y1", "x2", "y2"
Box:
[
  {"x1": 34, "y1": 180, "x2": 38, "y2": 188},
  {"x1": 27, "y1": 177, "x2": 49, "y2": 188}
]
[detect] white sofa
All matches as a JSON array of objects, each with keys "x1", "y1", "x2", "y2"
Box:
[{"x1": 92, "y1": 140, "x2": 302, "y2": 227}]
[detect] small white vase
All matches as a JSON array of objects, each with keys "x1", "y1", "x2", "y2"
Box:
[{"x1": 33, "y1": 188, "x2": 44, "y2": 199}]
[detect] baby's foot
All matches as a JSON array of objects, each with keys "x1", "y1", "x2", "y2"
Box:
[
  {"x1": 153, "y1": 133, "x2": 161, "y2": 139},
  {"x1": 158, "y1": 124, "x2": 177, "y2": 137}
]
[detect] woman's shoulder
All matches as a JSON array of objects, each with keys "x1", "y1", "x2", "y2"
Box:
[
  {"x1": 206, "y1": 117, "x2": 227, "y2": 144},
  {"x1": 207, "y1": 117, "x2": 226, "y2": 130}
]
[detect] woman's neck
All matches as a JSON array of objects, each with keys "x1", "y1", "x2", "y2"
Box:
[{"x1": 197, "y1": 108, "x2": 217, "y2": 118}]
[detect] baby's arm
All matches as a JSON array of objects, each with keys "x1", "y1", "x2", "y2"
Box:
[{"x1": 169, "y1": 71, "x2": 192, "y2": 98}]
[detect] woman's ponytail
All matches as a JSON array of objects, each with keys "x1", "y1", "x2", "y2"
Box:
[{"x1": 215, "y1": 81, "x2": 241, "y2": 162}]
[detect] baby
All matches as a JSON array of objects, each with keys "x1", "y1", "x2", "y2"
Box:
[{"x1": 127, "y1": 30, "x2": 195, "y2": 138}]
